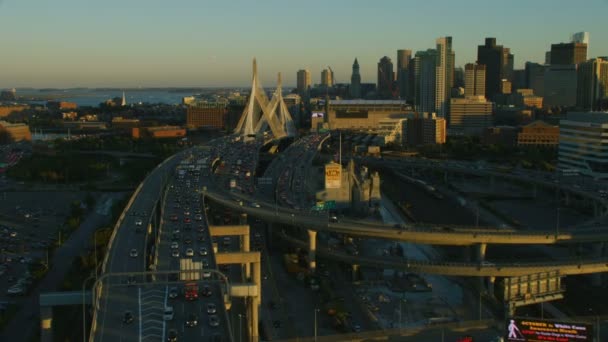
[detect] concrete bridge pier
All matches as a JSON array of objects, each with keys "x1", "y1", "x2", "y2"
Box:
[
  {"x1": 352, "y1": 264, "x2": 360, "y2": 281},
  {"x1": 239, "y1": 213, "x2": 248, "y2": 225},
  {"x1": 487, "y1": 276, "x2": 496, "y2": 298},
  {"x1": 308, "y1": 230, "x2": 317, "y2": 272},
  {"x1": 476, "y1": 243, "x2": 487, "y2": 262},
  {"x1": 40, "y1": 306, "x2": 53, "y2": 342},
  {"x1": 591, "y1": 242, "x2": 606, "y2": 287}
]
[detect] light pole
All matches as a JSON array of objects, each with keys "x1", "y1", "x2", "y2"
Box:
[
  {"x1": 238, "y1": 313, "x2": 243, "y2": 342},
  {"x1": 314, "y1": 308, "x2": 320, "y2": 341}
]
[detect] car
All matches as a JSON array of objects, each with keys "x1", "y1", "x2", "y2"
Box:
[
  {"x1": 135, "y1": 219, "x2": 143, "y2": 226},
  {"x1": 201, "y1": 285, "x2": 212, "y2": 297},
  {"x1": 199, "y1": 247, "x2": 208, "y2": 256},
  {"x1": 202, "y1": 270, "x2": 211, "y2": 279},
  {"x1": 185, "y1": 313, "x2": 198, "y2": 327},
  {"x1": 170, "y1": 242, "x2": 179, "y2": 249},
  {"x1": 170, "y1": 215, "x2": 178, "y2": 222},
  {"x1": 202, "y1": 259, "x2": 209, "y2": 268},
  {"x1": 329, "y1": 215, "x2": 338, "y2": 222},
  {"x1": 197, "y1": 225, "x2": 206, "y2": 232},
  {"x1": 184, "y1": 238, "x2": 192, "y2": 245},
  {"x1": 183, "y1": 210, "x2": 190, "y2": 216},
  {"x1": 172, "y1": 250, "x2": 180, "y2": 258},
  {"x1": 197, "y1": 235, "x2": 207, "y2": 243},
  {"x1": 168, "y1": 287, "x2": 179, "y2": 299},
  {"x1": 250, "y1": 202, "x2": 261, "y2": 208},
  {"x1": 183, "y1": 217, "x2": 191, "y2": 223},
  {"x1": 195, "y1": 214, "x2": 203, "y2": 221},
  {"x1": 6, "y1": 286, "x2": 25, "y2": 296},
  {"x1": 207, "y1": 303, "x2": 217, "y2": 314},
  {"x1": 129, "y1": 249, "x2": 138, "y2": 257},
  {"x1": 208, "y1": 315, "x2": 220, "y2": 327},
  {"x1": 167, "y1": 329, "x2": 178, "y2": 342},
  {"x1": 127, "y1": 275, "x2": 137, "y2": 286},
  {"x1": 163, "y1": 306, "x2": 174, "y2": 321},
  {"x1": 123, "y1": 311, "x2": 134, "y2": 324},
  {"x1": 185, "y1": 248, "x2": 194, "y2": 257}
]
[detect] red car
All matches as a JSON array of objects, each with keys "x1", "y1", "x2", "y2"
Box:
[
  {"x1": 170, "y1": 214, "x2": 178, "y2": 222},
  {"x1": 184, "y1": 217, "x2": 191, "y2": 223}
]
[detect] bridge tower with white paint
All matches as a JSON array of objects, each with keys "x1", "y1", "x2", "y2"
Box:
[{"x1": 234, "y1": 59, "x2": 296, "y2": 140}]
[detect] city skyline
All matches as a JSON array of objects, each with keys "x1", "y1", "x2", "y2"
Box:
[{"x1": 0, "y1": 0, "x2": 607, "y2": 88}]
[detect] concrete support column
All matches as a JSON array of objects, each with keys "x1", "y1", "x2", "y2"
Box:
[
  {"x1": 239, "y1": 213, "x2": 248, "y2": 225},
  {"x1": 487, "y1": 276, "x2": 496, "y2": 298},
  {"x1": 591, "y1": 242, "x2": 605, "y2": 287},
  {"x1": 352, "y1": 264, "x2": 360, "y2": 282},
  {"x1": 463, "y1": 246, "x2": 472, "y2": 262},
  {"x1": 40, "y1": 306, "x2": 53, "y2": 342},
  {"x1": 250, "y1": 260, "x2": 261, "y2": 342},
  {"x1": 243, "y1": 234, "x2": 251, "y2": 280},
  {"x1": 476, "y1": 243, "x2": 487, "y2": 262},
  {"x1": 308, "y1": 230, "x2": 317, "y2": 272}
]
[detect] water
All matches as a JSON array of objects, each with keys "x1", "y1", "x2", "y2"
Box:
[{"x1": 18, "y1": 88, "x2": 196, "y2": 107}]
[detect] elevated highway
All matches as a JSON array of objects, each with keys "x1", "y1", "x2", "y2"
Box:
[
  {"x1": 203, "y1": 190, "x2": 608, "y2": 246},
  {"x1": 277, "y1": 231, "x2": 608, "y2": 277}
]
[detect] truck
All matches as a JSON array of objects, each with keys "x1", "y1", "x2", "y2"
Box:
[{"x1": 185, "y1": 283, "x2": 198, "y2": 301}]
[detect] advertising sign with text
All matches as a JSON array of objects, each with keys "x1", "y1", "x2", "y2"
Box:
[{"x1": 505, "y1": 318, "x2": 591, "y2": 342}]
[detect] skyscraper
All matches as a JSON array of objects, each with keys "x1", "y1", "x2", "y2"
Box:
[
  {"x1": 577, "y1": 58, "x2": 608, "y2": 110},
  {"x1": 502, "y1": 48, "x2": 514, "y2": 82},
  {"x1": 321, "y1": 69, "x2": 333, "y2": 87},
  {"x1": 465, "y1": 63, "x2": 486, "y2": 97},
  {"x1": 413, "y1": 49, "x2": 437, "y2": 113},
  {"x1": 544, "y1": 65, "x2": 578, "y2": 108},
  {"x1": 397, "y1": 49, "x2": 412, "y2": 100},
  {"x1": 571, "y1": 32, "x2": 590, "y2": 45},
  {"x1": 377, "y1": 56, "x2": 395, "y2": 99},
  {"x1": 477, "y1": 38, "x2": 510, "y2": 100},
  {"x1": 550, "y1": 43, "x2": 587, "y2": 65},
  {"x1": 525, "y1": 62, "x2": 547, "y2": 96},
  {"x1": 350, "y1": 58, "x2": 362, "y2": 99},
  {"x1": 435, "y1": 36, "x2": 454, "y2": 119},
  {"x1": 296, "y1": 69, "x2": 311, "y2": 94}
]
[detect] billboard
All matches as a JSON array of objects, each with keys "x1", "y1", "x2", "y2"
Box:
[
  {"x1": 505, "y1": 318, "x2": 592, "y2": 342},
  {"x1": 325, "y1": 163, "x2": 341, "y2": 189}
]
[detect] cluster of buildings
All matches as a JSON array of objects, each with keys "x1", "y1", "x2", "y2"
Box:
[{"x1": 294, "y1": 32, "x2": 607, "y2": 149}]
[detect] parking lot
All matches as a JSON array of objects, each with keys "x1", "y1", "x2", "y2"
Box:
[{"x1": 0, "y1": 191, "x2": 86, "y2": 301}]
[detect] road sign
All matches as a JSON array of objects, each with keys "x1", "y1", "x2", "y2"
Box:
[{"x1": 325, "y1": 163, "x2": 341, "y2": 189}]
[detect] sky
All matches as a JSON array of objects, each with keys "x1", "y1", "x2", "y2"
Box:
[{"x1": 0, "y1": 0, "x2": 607, "y2": 88}]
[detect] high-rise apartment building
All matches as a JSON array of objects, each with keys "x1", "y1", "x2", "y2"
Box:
[
  {"x1": 477, "y1": 38, "x2": 511, "y2": 100},
  {"x1": 397, "y1": 49, "x2": 412, "y2": 100},
  {"x1": 550, "y1": 43, "x2": 587, "y2": 65},
  {"x1": 406, "y1": 112, "x2": 446, "y2": 146},
  {"x1": 465, "y1": 63, "x2": 486, "y2": 97},
  {"x1": 186, "y1": 101, "x2": 228, "y2": 129},
  {"x1": 321, "y1": 69, "x2": 334, "y2": 87},
  {"x1": 377, "y1": 56, "x2": 395, "y2": 99},
  {"x1": 577, "y1": 57, "x2": 608, "y2": 110},
  {"x1": 559, "y1": 112, "x2": 608, "y2": 179},
  {"x1": 435, "y1": 37, "x2": 454, "y2": 119},
  {"x1": 350, "y1": 58, "x2": 362, "y2": 99},
  {"x1": 296, "y1": 69, "x2": 311, "y2": 94},
  {"x1": 413, "y1": 49, "x2": 437, "y2": 113}
]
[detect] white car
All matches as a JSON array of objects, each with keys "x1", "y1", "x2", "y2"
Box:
[
  {"x1": 207, "y1": 303, "x2": 217, "y2": 314},
  {"x1": 250, "y1": 202, "x2": 261, "y2": 208},
  {"x1": 172, "y1": 250, "x2": 180, "y2": 258},
  {"x1": 199, "y1": 247, "x2": 208, "y2": 256},
  {"x1": 7, "y1": 286, "x2": 25, "y2": 296},
  {"x1": 195, "y1": 214, "x2": 203, "y2": 221},
  {"x1": 170, "y1": 242, "x2": 179, "y2": 249},
  {"x1": 163, "y1": 306, "x2": 174, "y2": 321},
  {"x1": 135, "y1": 219, "x2": 143, "y2": 226},
  {"x1": 129, "y1": 249, "x2": 138, "y2": 257},
  {"x1": 185, "y1": 248, "x2": 194, "y2": 257}
]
